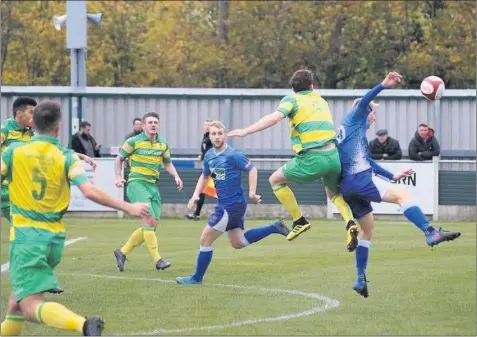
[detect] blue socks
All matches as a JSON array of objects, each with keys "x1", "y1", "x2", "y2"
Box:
[
  {"x1": 192, "y1": 246, "x2": 213, "y2": 282},
  {"x1": 401, "y1": 203, "x2": 433, "y2": 234},
  {"x1": 356, "y1": 240, "x2": 370, "y2": 280},
  {"x1": 191, "y1": 223, "x2": 282, "y2": 282},
  {"x1": 244, "y1": 223, "x2": 280, "y2": 244}
]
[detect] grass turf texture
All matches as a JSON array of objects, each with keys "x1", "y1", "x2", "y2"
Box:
[{"x1": 1, "y1": 218, "x2": 475, "y2": 335}]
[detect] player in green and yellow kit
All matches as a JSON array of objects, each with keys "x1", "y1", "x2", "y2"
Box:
[
  {"x1": 1, "y1": 97, "x2": 37, "y2": 222},
  {"x1": 228, "y1": 69, "x2": 359, "y2": 248},
  {"x1": 1, "y1": 97, "x2": 96, "y2": 223},
  {"x1": 113, "y1": 112, "x2": 184, "y2": 272},
  {"x1": 0, "y1": 101, "x2": 149, "y2": 336}
]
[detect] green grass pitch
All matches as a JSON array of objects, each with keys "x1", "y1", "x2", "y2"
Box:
[{"x1": 1, "y1": 218, "x2": 475, "y2": 335}]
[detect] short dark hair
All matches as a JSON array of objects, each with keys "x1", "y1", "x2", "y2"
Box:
[
  {"x1": 13, "y1": 97, "x2": 37, "y2": 117},
  {"x1": 289, "y1": 69, "x2": 314, "y2": 92},
  {"x1": 79, "y1": 121, "x2": 91, "y2": 129},
  {"x1": 133, "y1": 117, "x2": 142, "y2": 124},
  {"x1": 418, "y1": 123, "x2": 429, "y2": 129},
  {"x1": 32, "y1": 101, "x2": 62, "y2": 133},
  {"x1": 142, "y1": 112, "x2": 159, "y2": 122}
]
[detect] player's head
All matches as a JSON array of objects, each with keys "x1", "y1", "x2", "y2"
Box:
[
  {"x1": 366, "y1": 111, "x2": 376, "y2": 129},
  {"x1": 13, "y1": 96, "x2": 37, "y2": 128},
  {"x1": 352, "y1": 98, "x2": 378, "y2": 129},
  {"x1": 208, "y1": 121, "x2": 227, "y2": 149},
  {"x1": 133, "y1": 117, "x2": 143, "y2": 133},
  {"x1": 32, "y1": 100, "x2": 62, "y2": 137},
  {"x1": 290, "y1": 69, "x2": 314, "y2": 93},
  {"x1": 142, "y1": 112, "x2": 159, "y2": 136},
  {"x1": 203, "y1": 119, "x2": 212, "y2": 133}
]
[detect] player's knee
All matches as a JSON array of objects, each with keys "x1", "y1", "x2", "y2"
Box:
[
  {"x1": 393, "y1": 189, "x2": 411, "y2": 206},
  {"x1": 18, "y1": 298, "x2": 41, "y2": 323},
  {"x1": 230, "y1": 238, "x2": 245, "y2": 249},
  {"x1": 359, "y1": 226, "x2": 374, "y2": 240},
  {"x1": 383, "y1": 186, "x2": 410, "y2": 206},
  {"x1": 199, "y1": 233, "x2": 216, "y2": 247},
  {"x1": 268, "y1": 171, "x2": 284, "y2": 187}
]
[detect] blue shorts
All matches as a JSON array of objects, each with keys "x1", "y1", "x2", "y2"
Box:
[
  {"x1": 339, "y1": 168, "x2": 391, "y2": 219},
  {"x1": 207, "y1": 203, "x2": 247, "y2": 232}
]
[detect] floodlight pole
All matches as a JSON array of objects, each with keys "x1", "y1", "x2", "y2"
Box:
[{"x1": 66, "y1": 1, "x2": 88, "y2": 147}]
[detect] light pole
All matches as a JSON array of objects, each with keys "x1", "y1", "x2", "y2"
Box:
[{"x1": 52, "y1": 1, "x2": 102, "y2": 147}]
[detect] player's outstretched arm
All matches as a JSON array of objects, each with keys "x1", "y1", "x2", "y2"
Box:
[
  {"x1": 164, "y1": 163, "x2": 183, "y2": 191},
  {"x1": 368, "y1": 157, "x2": 395, "y2": 181},
  {"x1": 356, "y1": 72, "x2": 403, "y2": 117},
  {"x1": 188, "y1": 174, "x2": 208, "y2": 209},
  {"x1": 228, "y1": 111, "x2": 285, "y2": 137},
  {"x1": 79, "y1": 181, "x2": 149, "y2": 217},
  {"x1": 115, "y1": 154, "x2": 126, "y2": 187},
  {"x1": 248, "y1": 166, "x2": 261, "y2": 204},
  {"x1": 76, "y1": 153, "x2": 97, "y2": 171}
]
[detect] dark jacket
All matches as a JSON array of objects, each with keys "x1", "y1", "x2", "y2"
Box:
[
  {"x1": 71, "y1": 132, "x2": 101, "y2": 158},
  {"x1": 369, "y1": 137, "x2": 402, "y2": 160},
  {"x1": 408, "y1": 130, "x2": 440, "y2": 161},
  {"x1": 199, "y1": 132, "x2": 213, "y2": 160},
  {"x1": 125, "y1": 130, "x2": 142, "y2": 141}
]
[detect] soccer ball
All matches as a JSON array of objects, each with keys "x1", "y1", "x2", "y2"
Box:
[{"x1": 420, "y1": 76, "x2": 445, "y2": 100}]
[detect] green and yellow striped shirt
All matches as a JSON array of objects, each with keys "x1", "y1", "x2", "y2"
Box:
[
  {"x1": 119, "y1": 132, "x2": 171, "y2": 184},
  {"x1": 277, "y1": 90, "x2": 337, "y2": 154},
  {"x1": 1, "y1": 136, "x2": 88, "y2": 237}
]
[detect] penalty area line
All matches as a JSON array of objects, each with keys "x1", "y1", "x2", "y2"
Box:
[{"x1": 59, "y1": 272, "x2": 341, "y2": 336}]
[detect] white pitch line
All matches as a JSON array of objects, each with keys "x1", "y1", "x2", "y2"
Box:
[
  {"x1": 1, "y1": 236, "x2": 88, "y2": 273},
  {"x1": 59, "y1": 273, "x2": 341, "y2": 336}
]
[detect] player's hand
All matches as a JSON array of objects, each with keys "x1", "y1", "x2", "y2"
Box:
[
  {"x1": 197, "y1": 154, "x2": 202, "y2": 162},
  {"x1": 392, "y1": 169, "x2": 415, "y2": 181},
  {"x1": 227, "y1": 129, "x2": 248, "y2": 137},
  {"x1": 115, "y1": 177, "x2": 125, "y2": 188},
  {"x1": 127, "y1": 203, "x2": 150, "y2": 217},
  {"x1": 381, "y1": 72, "x2": 402, "y2": 88},
  {"x1": 175, "y1": 176, "x2": 183, "y2": 191},
  {"x1": 249, "y1": 193, "x2": 262, "y2": 204},
  {"x1": 82, "y1": 155, "x2": 97, "y2": 172},
  {"x1": 187, "y1": 195, "x2": 200, "y2": 210}
]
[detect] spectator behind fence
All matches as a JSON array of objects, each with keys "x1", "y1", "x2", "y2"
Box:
[
  {"x1": 368, "y1": 128, "x2": 402, "y2": 160},
  {"x1": 185, "y1": 119, "x2": 214, "y2": 221},
  {"x1": 71, "y1": 121, "x2": 101, "y2": 158},
  {"x1": 408, "y1": 123, "x2": 440, "y2": 161},
  {"x1": 125, "y1": 117, "x2": 143, "y2": 140}
]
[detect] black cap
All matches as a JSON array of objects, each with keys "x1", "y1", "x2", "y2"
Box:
[{"x1": 376, "y1": 129, "x2": 388, "y2": 136}]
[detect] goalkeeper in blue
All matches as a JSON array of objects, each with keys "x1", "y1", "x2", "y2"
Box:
[
  {"x1": 176, "y1": 121, "x2": 291, "y2": 285},
  {"x1": 328, "y1": 71, "x2": 461, "y2": 298}
]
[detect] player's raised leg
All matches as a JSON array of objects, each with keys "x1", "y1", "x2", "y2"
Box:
[
  {"x1": 323, "y1": 150, "x2": 359, "y2": 252},
  {"x1": 177, "y1": 208, "x2": 290, "y2": 285},
  {"x1": 8, "y1": 242, "x2": 104, "y2": 336},
  {"x1": 270, "y1": 160, "x2": 310, "y2": 241},
  {"x1": 238, "y1": 219, "x2": 291, "y2": 245},
  {"x1": 375, "y1": 175, "x2": 461, "y2": 246},
  {"x1": 18, "y1": 294, "x2": 103, "y2": 336},
  {"x1": 327, "y1": 187, "x2": 359, "y2": 252}
]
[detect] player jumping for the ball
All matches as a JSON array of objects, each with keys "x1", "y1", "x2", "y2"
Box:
[
  {"x1": 228, "y1": 69, "x2": 359, "y2": 249},
  {"x1": 176, "y1": 121, "x2": 291, "y2": 285},
  {"x1": 328, "y1": 71, "x2": 461, "y2": 298}
]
